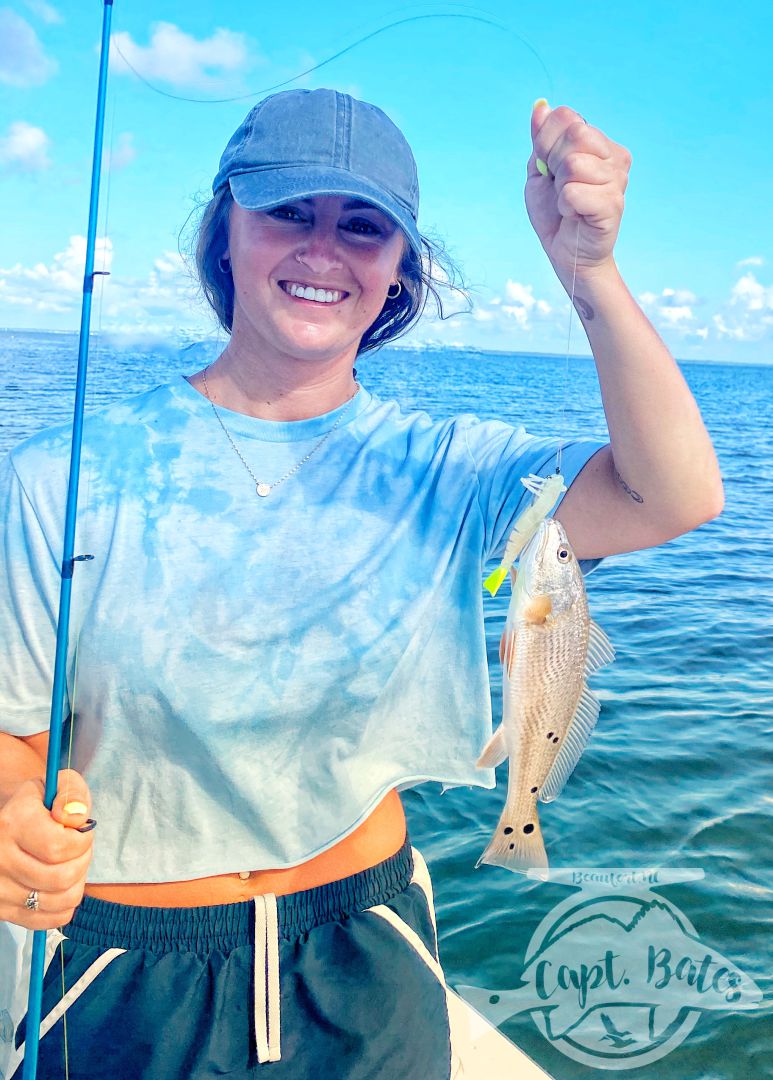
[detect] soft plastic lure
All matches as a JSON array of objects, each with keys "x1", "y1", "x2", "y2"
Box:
[{"x1": 483, "y1": 472, "x2": 566, "y2": 596}]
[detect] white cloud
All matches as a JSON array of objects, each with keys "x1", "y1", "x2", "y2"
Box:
[
  {"x1": 737, "y1": 256, "x2": 765, "y2": 268},
  {"x1": 502, "y1": 304, "x2": 530, "y2": 328},
  {"x1": 638, "y1": 272, "x2": 773, "y2": 346},
  {"x1": 0, "y1": 236, "x2": 113, "y2": 308},
  {"x1": 110, "y1": 23, "x2": 252, "y2": 91},
  {"x1": 708, "y1": 272, "x2": 773, "y2": 343},
  {"x1": 0, "y1": 9, "x2": 58, "y2": 86},
  {"x1": 0, "y1": 120, "x2": 50, "y2": 170},
  {"x1": 730, "y1": 273, "x2": 773, "y2": 313},
  {"x1": 22, "y1": 0, "x2": 62, "y2": 24},
  {"x1": 504, "y1": 280, "x2": 536, "y2": 309},
  {"x1": 0, "y1": 236, "x2": 208, "y2": 334},
  {"x1": 105, "y1": 132, "x2": 136, "y2": 171},
  {"x1": 659, "y1": 305, "x2": 694, "y2": 326},
  {"x1": 713, "y1": 313, "x2": 750, "y2": 341},
  {"x1": 660, "y1": 287, "x2": 698, "y2": 306}
]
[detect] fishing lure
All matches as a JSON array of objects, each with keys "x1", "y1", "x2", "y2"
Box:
[{"x1": 483, "y1": 472, "x2": 566, "y2": 597}]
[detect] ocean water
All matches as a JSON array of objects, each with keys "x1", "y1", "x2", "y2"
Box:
[{"x1": 1, "y1": 329, "x2": 771, "y2": 1079}]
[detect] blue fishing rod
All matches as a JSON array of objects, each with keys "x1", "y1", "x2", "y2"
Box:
[{"x1": 22, "y1": 2, "x2": 114, "y2": 1077}]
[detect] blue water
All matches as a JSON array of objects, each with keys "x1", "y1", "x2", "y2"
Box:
[{"x1": 1, "y1": 329, "x2": 771, "y2": 1079}]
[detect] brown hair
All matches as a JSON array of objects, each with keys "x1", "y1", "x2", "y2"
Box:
[{"x1": 192, "y1": 187, "x2": 468, "y2": 354}]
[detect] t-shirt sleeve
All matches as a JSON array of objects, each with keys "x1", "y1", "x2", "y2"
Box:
[
  {"x1": 461, "y1": 416, "x2": 609, "y2": 574},
  {"x1": 0, "y1": 453, "x2": 64, "y2": 736}
]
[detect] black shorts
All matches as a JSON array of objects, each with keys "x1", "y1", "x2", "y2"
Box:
[{"x1": 11, "y1": 836, "x2": 452, "y2": 1079}]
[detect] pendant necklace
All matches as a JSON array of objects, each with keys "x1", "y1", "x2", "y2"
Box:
[{"x1": 201, "y1": 365, "x2": 360, "y2": 497}]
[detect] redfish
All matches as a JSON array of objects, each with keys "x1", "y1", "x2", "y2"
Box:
[{"x1": 476, "y1": 518, "x2": 614, "y2": 874}]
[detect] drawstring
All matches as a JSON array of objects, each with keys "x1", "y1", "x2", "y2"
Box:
[{"x1": 253, "y1": 893, "x2": 281, "y2": 1064}]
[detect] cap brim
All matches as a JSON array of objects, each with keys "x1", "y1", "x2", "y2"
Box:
[{"x1": 227, "y1": 167, "x2": 421, "y2": 260}]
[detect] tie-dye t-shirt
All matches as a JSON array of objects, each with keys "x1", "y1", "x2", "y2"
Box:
[{"x1": 0, "y1": 376, "x2": 606, "y2": 882}]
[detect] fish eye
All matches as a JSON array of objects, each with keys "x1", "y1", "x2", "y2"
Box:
[{"x1": 557, "y1": 546, "x2": 572, "y2": 562}]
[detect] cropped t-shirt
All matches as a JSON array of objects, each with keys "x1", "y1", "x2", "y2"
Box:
[{"x1": 0, "y1": 376, "x2": 607, "y2": 882}]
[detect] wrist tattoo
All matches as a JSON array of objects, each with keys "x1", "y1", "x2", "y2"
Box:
[
  {"x1": 574, "y1": 296, "x2": 594, "y2": 321},
  {"x1": 615, "y1": 468, "x2": 644, "y2": 503}
]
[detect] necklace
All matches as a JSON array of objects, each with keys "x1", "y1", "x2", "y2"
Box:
[{"x1": 201, "y1": 366, "x2": 360, "y2": 497}]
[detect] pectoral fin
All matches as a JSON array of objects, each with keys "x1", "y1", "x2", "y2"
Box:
[
  {"x1": 523, "y1": 594, "x2": 552, "y2": 624},
  {"x1": 498, "y1": 626, "x2": 517, "y2": 672},
  {"x1": 539, "y1": 684, "x2": 601, "y2": 802}
]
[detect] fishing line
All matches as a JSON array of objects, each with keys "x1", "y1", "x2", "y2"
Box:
[
  {"x1": 555, "y1": 219, "x2": 582, "y2": 477},
  {"x1": 109, "y1": 9, "x2": 554, "y2": 106}
]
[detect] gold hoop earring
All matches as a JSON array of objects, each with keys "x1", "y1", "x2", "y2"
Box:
[
  {"x1": 387, "y1": 281, "x2": 402, "y2": 299},
  {"x1": 217, "y1": 255, "x2": 231, "y2": 274}
]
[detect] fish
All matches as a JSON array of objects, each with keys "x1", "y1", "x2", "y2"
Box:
[{"x1": 476, "y1": 517, "x2": 614, "y2": 874}]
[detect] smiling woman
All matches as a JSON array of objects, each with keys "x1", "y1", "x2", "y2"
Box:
[
  {"x1": 0, "y1": 84, "x2": 722, "y2": 1080},
  {"x1": 195, "y1": 185, "x2": 462, "y2": 361}
]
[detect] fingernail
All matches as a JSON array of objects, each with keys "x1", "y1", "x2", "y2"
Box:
[
  {"x1": 76, "y1": 818, "x2": 97, "y2": 834},
  {"x1": 533, "y1": 98, "x2": 549, "y2": 110},
  {"x1": 63, "y1": 801, "x2": 88, "y2": 817},
  {"x1": 536, "y1": 158, "x2": 549, "y2": 177}
]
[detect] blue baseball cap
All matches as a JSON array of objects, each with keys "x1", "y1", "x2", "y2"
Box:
[{"x1": 212, "y1": 88, "x2": 421, "y2": 258}]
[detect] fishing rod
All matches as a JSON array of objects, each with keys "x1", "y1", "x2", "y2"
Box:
[{"x1": 21, "y1": 1, "x2": 114, "y2": 1076}]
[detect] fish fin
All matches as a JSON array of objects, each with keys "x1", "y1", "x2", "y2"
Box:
[
  {"x1": 523, "y1": 594, "x2": 552, "y2": 624},
  {"x1": 539, "y1": 684, "x2": 601, "y2": 803},
  {"x1": 475, "y1": 806, "x2": 548, "y2": 874},
  {"x1": 484, "y1": 564, "x2": 508, "y2": 596},
  {"x1": 499, "y1": 626, "x2": 517, "y2": 672},
  {"x1": 476, "y1": 725, "x2": 508, "y2": 769},
  {"x1": 586, "y1": 620, "x2": 615, "y2": 674}
]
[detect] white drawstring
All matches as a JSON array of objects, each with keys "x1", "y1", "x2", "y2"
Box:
[{"x1": 253, "y1": 894, "x2": 281, "y2": 1064}]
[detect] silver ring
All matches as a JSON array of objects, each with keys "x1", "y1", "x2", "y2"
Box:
[{"x1": 25, "y1": 890, "x2": 40, "y2": 912}]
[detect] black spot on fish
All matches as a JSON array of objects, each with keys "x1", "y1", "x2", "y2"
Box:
[
  {"x1": 509, "y1": 843, "x2": 515, "y2": 850},
  {"x1": 503, "y1": 827, "x2": 513, "y2": 835},
  {"x1": 489, "y1": 994, "x2": 500, "y2": 1004},
  {"x1": 552, "y1": 736, "x2": 559, "y2": 744},
  {"x1": 530, "y1": 786, "x2": 538, "y2": 793},
  {"x1": 523, "y1": 824, "x2": 535, "y2": 834},
  {"x1": 547, "y1": 731, "x2": 553, "y2": 739}
]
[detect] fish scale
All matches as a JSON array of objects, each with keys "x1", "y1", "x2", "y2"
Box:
[{"x1": 476, "y1": 518, "x2": 613, "y2": 875}]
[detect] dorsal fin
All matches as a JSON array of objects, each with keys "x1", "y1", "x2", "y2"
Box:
[{"x1": 586, "y1": 620, "x2": 614, "y2": 674}]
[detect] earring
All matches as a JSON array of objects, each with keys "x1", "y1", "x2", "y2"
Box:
[
  {"x1": 217, "y1": 255, "x2": 231, "y2": 274},
  {"x1": 387, "y1": 281, "x2": 402, "y2": 299}
]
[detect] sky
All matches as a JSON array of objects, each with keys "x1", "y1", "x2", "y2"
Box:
[{"x1": 0, "y1": 0, "x2": 771, "y2": 362}]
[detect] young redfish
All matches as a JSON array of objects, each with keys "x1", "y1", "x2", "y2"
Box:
[{"x1": 476, "y1": 518, "x2": 614, "y2": 874}]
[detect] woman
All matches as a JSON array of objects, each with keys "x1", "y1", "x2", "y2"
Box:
[{"x1": 0, "y1": 89, "x2": 722, "y2": 1078}]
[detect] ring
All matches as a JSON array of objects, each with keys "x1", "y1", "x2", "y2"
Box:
[{"x1": 25, "y1": 890, "x2": 40, "y2": 912}]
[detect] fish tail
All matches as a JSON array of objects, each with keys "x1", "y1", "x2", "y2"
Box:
[{"x1": 475, "y1": 805, "x2": 548, "y2": 876}]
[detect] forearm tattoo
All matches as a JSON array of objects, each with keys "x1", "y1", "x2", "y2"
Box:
[
  {"x1": 615, "y1": 468, "x2": 644, "y2": 503},
  {"x1": 574, "y1": 296, "x2": 594, "y2": 321}
]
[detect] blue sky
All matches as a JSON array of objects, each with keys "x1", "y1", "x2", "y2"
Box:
[{"x1": 0, "y1": 0, "x2": 771, "y2": 362}]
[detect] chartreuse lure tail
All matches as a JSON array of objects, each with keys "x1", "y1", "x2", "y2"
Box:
[{"x1": 483, "y1": 473, "x2": 566, "y2": 596}]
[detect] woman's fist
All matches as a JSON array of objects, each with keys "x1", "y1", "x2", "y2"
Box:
[
  {"x1": 0, "y1": 769, "x2": 95, "y2": 929},
  {"x1": 526, "y1": 100, "x2": 632, "y2": 278}
]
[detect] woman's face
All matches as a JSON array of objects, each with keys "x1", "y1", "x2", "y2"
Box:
[{"x1": 225, "y1": 194, "x2": 406, "y2": 366}]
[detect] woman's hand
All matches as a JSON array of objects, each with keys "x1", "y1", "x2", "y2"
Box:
[
  {"x1": 0, "y1": 769, "x2": 95, "y2": 929},
  {"x1": 525, "y1": 100, "x2": 632, "y2": 279}
]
